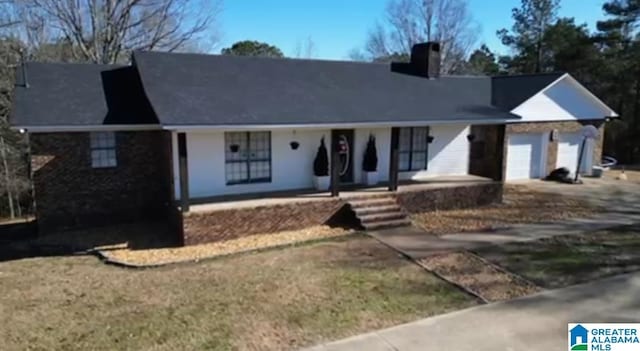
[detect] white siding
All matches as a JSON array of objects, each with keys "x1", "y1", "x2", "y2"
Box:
[
  {"x1": 354, "y1": 127, "x2": 391, "y2": 183},
  {"x1": 174, "y1": 124, "x2": 469, "y2": 199},
  {"x1": 174, "y1": 129, "x2": 330, "y2": 199},
  {"x1": 512, "y1": 77, "x2": 612, "y2": 122},
  {"x1": 399, "y1": 124, "x2": 470, "y2": 180}
]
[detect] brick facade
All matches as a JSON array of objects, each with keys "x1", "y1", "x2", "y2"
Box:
[
  {"x1": 469, "y1": 125, "x2": 505, "y2": 181},
  {"x1": 182, "y1": 199, "x2": 346, "y2": 245},
  {"x1": 505, "y1": 120, "x2": 605, "y2": 177},
  {"x1": 31, "y1": 131, "x2": 173, "y2": 232},
  {"x1": 397, "y1": 183, "x2": 503, "y2": 214}
]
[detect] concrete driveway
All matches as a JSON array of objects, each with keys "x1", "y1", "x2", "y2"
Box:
[
  {"x1": 304, "y1": 272, "x2": 640, "y2": 351},
  {"x1": 369, "y1": 177, "x2": 640, "y2": 260}
]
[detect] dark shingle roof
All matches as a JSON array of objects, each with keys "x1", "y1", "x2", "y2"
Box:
[
  {"x1": 491, "y1": 72, "x2": 565, "y2": 111},
  {"x1": 11, "y1": 62, "x2": 157, "y2": 127},
  {"x1": 132, "y1": 51, "x2": 518, "y2": 126},
  {"x1": 14, "y1": 54, "x2": 578, "y2": 128}
]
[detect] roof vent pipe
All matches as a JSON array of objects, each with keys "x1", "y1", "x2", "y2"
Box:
[
  {"x1": 20, "y1": 49, "x2": 29, "y2": 88},
  {"x1": 410, "y1": 42, "x2": 441, "y2": 79}
]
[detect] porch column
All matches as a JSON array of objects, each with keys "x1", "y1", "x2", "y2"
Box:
[
  {"x1": 177, "y1": 132, "x2": 190, "y2": 212},
  {"x1": 495, "y1": 125, "x2": 506, "y2": 182},
  {"x1": 388, "y1": 127, "x2": 400, "y2": 191},
  {"x1": 330, "y1": 132, "x2": 340, "y2": 197}
]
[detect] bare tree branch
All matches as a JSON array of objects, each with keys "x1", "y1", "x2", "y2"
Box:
[
  {"x1": 12, "y1": 0, "x2": 221, "y2": 63},
  {"x1": 365, "y1": 0, "x2": 478, "y2": 73}
]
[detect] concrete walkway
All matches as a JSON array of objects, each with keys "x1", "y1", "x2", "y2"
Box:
[
  {"x1": 370, "y1": 178, "x2": 640, "y2": 259},
  {"x1": 303, "y1": 272, "x2": 640, "y2": 351},
  {"x1": 369, "y1": 213, "x2": 638, "y2": 259}
]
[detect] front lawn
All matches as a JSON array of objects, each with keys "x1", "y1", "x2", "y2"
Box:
[
  {"x1": 474, "y1": 224, "x2": 640, "y2": 289},
  {"x1": 0, "y1": 236, "x2": 476, "y2": 351}
]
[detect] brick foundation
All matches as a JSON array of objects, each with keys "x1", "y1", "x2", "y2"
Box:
[
  {"x1": 396, "y1": 183, "x2": 503, "y2": 214},
  {"x1": 506, "y1": 120, "x2": 605, "y2": 176},
  {"x1": 182, "y1": 199, "x2": 346, "y2": 245},
  {"x1": 182, "y1": 182, "x2": 504, "y2": 245}
]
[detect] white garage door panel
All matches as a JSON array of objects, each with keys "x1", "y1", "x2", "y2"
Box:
[
  {"x1": 506, "y1": 133, "x2": 544, "y2": 180},
  {"x1": 557, "y1": 133, "x2": 592, "y2": 174}
]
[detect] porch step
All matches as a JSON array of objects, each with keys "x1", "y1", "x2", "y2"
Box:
[
  {"x1": 347, "y1": 197, "x2": 397, "y2": 208},
  {"x1": 359, "y1": 211, "x2": 407, "y2": 223},
  {"x1": 346, "y1": 196, "x2": 410, "y2": 230},
  {"x1": 363, "y1": 218, "x2": 412, "y2": 231},
  {"x1": 353, "y1": 204, "x2": 401, "y2": 216}
]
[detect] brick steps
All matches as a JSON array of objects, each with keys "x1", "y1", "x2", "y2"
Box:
[{"x1": 347, "y1": 196, "x2": 410, "y2": 230}]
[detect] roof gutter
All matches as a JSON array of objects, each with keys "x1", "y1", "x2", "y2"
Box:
[
  {"x1": 11, "y1": 124, "x2": 162, "y2": 133},
  {"x1": 161, "y1": 118, "x2": 520, "y2": 132}
]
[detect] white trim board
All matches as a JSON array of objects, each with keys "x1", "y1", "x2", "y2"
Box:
[
  {"x1": 12, "y1": 124, "x2": 161, "y2": 133},
  {"x1": 162, "y1": 118, "x2": 516, "y2": 132}
]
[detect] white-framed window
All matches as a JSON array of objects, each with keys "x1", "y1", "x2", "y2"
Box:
[
  {"x1": 399, "y1": 127, "x2": 429, "y2": 171},
  {"x1": 90, "y1": 132, "x2": 117, "y2": 168},
  {"x1": 224, "y1": 131, "x2": 271, "y2": 185}
]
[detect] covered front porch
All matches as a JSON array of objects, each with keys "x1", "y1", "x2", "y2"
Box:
[{"x1": 187, "y1": 175, "x2": 495, "y2": 213}]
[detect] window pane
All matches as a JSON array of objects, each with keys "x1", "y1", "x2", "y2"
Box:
[
  {"x1": 225, "y1": 132, "x2": 248, "y2": 161},
  {"x1": 411, "y1": 151, "x2": 426, "y2": 170},
  {"x1": 249, "y1": 161, "x2": 271, "y2": 180},
  {"x1": 225, "y1": 131, "x2": 271, "y2": 184},
  {"x1": 412, "y1": 127, "x2": 428, "y2": 151},
  {"x1": 398, "y1": 152, "x2": 410, "y2": 171},
  {"x1": 226, "y1": 161, "x2": 248, "y2": 183},
  {"x1": 90, "y1": 132, "x2": 117, "y2": 168},
  {"x1": 249, "y1": 131, "x2": 270, "y2": 160},
  {"x1": 399, "y1": 128, "x2": 412, "y2": 152}
]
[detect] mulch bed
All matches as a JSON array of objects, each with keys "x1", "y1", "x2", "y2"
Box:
[{"x1": 416, "y1": 251, "x2": 541, "y2": 302}]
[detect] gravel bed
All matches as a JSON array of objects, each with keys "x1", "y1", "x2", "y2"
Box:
[{"x1": 102, "y1": 225, "x2": 352, "y2": 266}]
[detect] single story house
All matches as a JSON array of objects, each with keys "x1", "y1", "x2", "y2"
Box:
[{"x1": 11, "y1": 42, "x2": 617, "y2": 245}]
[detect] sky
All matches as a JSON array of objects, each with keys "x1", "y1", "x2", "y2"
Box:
[{"x1": 217, "y1": 0, "x2": 609, "y2": 60}]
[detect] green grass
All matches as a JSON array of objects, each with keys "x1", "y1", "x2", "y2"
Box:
[
  {"x1": 474, "y1": 224, "x2": 640, "y2": 289},
  {"x1": 0, "y1": 236, "x2": 476, "y2": 351}
]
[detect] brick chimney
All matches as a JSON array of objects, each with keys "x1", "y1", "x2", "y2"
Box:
[{"x1": 410, "y1": 42, "x2": 441, "y2": 79}]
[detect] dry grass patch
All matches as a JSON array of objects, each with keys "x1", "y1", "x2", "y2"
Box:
[
  {"x1": 412, "y1": 185, "x2": 596, "y2": 235},
  {"x1": 0, "y1": 236, "x2": 476, "y2": 351},
  {"x1": 103, "y1": 225, "x2": 353, "y2": 266},
  {"x1": 475, "y1": 224, "x2": 640, "y2": 289},
  {"x1": 417, "y1": 252, "x2": 541, "y2": 302}
]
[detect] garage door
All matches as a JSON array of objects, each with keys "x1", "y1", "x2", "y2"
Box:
[
  {"x1": 557, "y1": 132, "x2": 592, "y2": 174},
  {"x1": 506, "y1": 133, "x2": 545, "y2": 180}
]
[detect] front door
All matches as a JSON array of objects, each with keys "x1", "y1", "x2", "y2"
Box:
[{"x1": 332, "y1": 129, "x2": 354, "y2": 183}]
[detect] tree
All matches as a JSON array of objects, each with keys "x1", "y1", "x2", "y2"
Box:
[
  {"x1": 0, "y1": 1, "x2": 19, "y2": 29},
  {"x1": 364, "y1": 0, "x2": 478, "y2": 73},
  {"x1": 465, "y1": 44, "x2": 499, "y2": 75},
  {"x1": 594, "y1": 0, "x2": 640, "y2": 163},
  {"x1": 10, "y1": 0, "x2": 221, "y2": 64},
  {"x1": 0, "y1": 38, "x2": 30, "y2": 218},
  {"x1": 221, "y1": 40, "x2": 284, "y2": 58},
  {"x1": 292, "y1": 36, "x2": 317, "y2": 58},
  {"x1": 497, "y1": 0, "x2": 561, "y2": 73}
]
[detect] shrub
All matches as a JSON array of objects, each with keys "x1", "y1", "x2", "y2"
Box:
[
  {"x1": 313, "y1": 137, "x2": 329, "y2": 176},
  {"x1": 363, "y1": 134, "x2": 378, "y2": 172}
]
